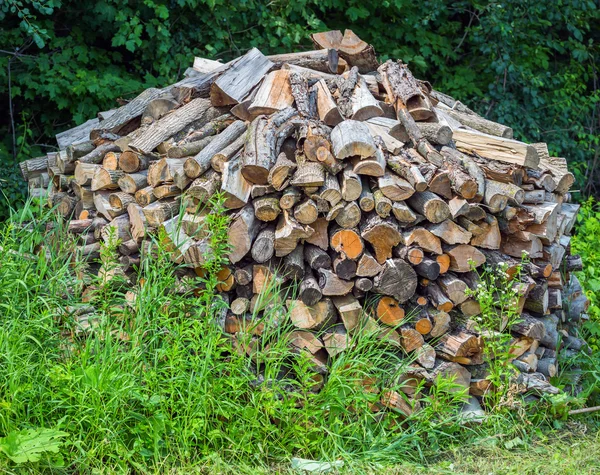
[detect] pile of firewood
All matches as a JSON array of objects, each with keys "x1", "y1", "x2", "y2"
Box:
[{"x1": 21, "y1": 29, "x2": 590, "y2": 414}]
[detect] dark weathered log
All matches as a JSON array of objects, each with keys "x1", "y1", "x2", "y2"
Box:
[
  {"x1": 318, "y1": 268, "x2": 354, "y2": 296},
  {"x1": 373, "y1": 258, "x2": 417, "y2": 303},
  {"x1": 90, "y1": 88, "x2": 169, "y2": 139},
  {"x1": 283, "y1": 244, "x2": 305, "y2": 280},
  {"x1": 250, "y1": 226, "x2": 275, "y2": 264},
  {"x1": 210, "y1": 48, "x2": 274, "y2": 106},
  {"x1": 299, "y1": 269, "x2": 323, "y2": 306},
  {"x1": 414, "y1": 257, "x2": 440, "y2": 280},
  {"x1": 131, "y1": 98, "x2": 222, "y2": 154},
  {"x1": 332, "y1": 254, "x2": 357, "y2": 280},
  {"x1": 184, "y1": 120, "x2": 248, "y2": 179}
]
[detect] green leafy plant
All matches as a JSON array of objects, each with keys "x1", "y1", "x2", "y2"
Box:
[
  {"x1": 466, "y1": 258, "x2": 526, "y2": 408},
  {"x1": 0, "y1": 427, "x2": 68, "y2": 464}
]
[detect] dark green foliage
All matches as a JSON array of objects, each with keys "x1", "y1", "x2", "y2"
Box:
[{"x1": 1, "y1": 0, "x2": 599, "y2": 218}]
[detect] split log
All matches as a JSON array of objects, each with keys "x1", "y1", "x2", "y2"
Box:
[
  {"x1": 248, "y1": 70, "x2": 294, "y2": 115},
  {"x1": 228, "y1": 206, "x2": 261, "y2": 265},
  {"x1": 438, "y1": 273, "x2": 469, "y2": 305},
  {"x1": 340, "y1": 166, "x2": 362, "y2": 201},
  {"x1": 221, "y1": 156, "x2": 252, "y2": 209},
  {"x1": 376, "y1": 296, "x2": 405, "y2": 325},
  {"x1": 314, "y1": 79, "x2": 344, "y2": 126},
  {"x1": 330, "y1": 227, "x2": 364, "y2": 260},
  {"x1": 142, "y1": 199, "x2": 180, "y2": 228},
  {"x1": 427, "y1": 219, "x2": 472, "y2": 245},
  {"x1": 445, "y1": 109, "x2": 513, "y2": 138},
  {"x1": 360, "y1": 214, "x2": 402, "y2": 264},
  {"x1": 452, "y1": 129, "x2": 539, "y2": 168},
  {"x1": 378, "y1": 172, "x2": 415, "y2": 202},
  {"x1": 290, "y1": 161, "x2": 326, "y2": 187},
  {"x1": 446, "y1": 245, "x2": 486, "y2": 272},
  {"x1": 268, "y1": 153, "x2": 297, "y2": 191},
  {"x1": 210, "y1": 48, "x2": 274, "y2": 106},
  {"x1": 275, "y1": 211, "x2": 314, "y2": 257},
  {"x1": 403, "y1": 228, "x2": 442, "y2": 255},
  {"x1": 331, "y1": 120, "x2": 376, "y2": 159}
]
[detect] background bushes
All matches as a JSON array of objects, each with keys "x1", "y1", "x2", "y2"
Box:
[{"x1": 1, "y1": 0, "x2": 599, "y2": 218}]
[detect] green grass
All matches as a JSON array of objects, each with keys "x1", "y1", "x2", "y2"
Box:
[{"x1": 0, "y1": 200, "x2": 598, "y2": 473}]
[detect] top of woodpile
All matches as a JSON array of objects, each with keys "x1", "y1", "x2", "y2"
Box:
[{"x1": 21, "y1": 29, "x2": 588, "y2": 413}]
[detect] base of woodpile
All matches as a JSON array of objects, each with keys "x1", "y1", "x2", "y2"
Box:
[{"x1": 21, "y1": 29, "x2": 589, "y2": 415}]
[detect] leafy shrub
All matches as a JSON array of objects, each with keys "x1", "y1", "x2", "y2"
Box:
[{"x1": 571, "y1": 198, "x2": 600, "y2": 350}]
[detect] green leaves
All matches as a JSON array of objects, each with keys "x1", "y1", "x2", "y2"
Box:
[{"x1": 0, "y1": 428, "x2": 68, "y2": 464}]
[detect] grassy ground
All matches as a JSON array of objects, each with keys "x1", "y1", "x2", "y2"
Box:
[{"x1": 0, "y1": 200, "x2": 598, "y2": 473}]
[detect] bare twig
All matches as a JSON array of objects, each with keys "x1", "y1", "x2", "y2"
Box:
[{"x1": 569, "y1": 405, "x2": 600, "y2": 416}]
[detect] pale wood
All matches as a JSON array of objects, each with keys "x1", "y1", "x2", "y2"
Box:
[
  {"x1": 452, "y1": 128, "x2": 539, "y2": 168},
  {"x1": 221, "y1": 156, "x2": 252, "y2": 209},
  {"x1": 340, "y1": 166, "x2": 362, "y2": 201},
  {"x1": 275, "y1": 211, "x2": 314, "y2": 257},
  {"x1": 403, "y1": 228, "x2": 442, "y2": 254},
  {"x1": 378, "y1": 172, "x2": 415, "y2": 202},
  {"x1": 311, "y1": 29, "x2": 379, "y2": 73},
  {"x1": 445, "y1": 108, "x2": 513, "y2": 138},
  {"x1": 407, "y1": 191, "x2": 450, "y2": 224},
  {"x1": 446, "y1": 244, "x2": 486, "y2": 272},
  {"x1": 330, "y1": 120, "x2": 376, "y2": 159},
  {"x1": 289, "y1": 298, "x2": 336, "y2": 331},
  {"x1": 248, "y1": 70, "x2": 294, "y2": 115},
  {"x1": 142, "y1": 199, "x2": 180, "y2": 227},
  {"x1": 335, "y1": 201, "x2": 362, "y2": 229},
  {"x1": 314, "y1": 79, "x2": 343, "y2": 126}
]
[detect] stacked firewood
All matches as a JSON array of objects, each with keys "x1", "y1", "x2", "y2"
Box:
[{"x1": 21, "y1": 29, "x2": 589, "y2": 413}]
